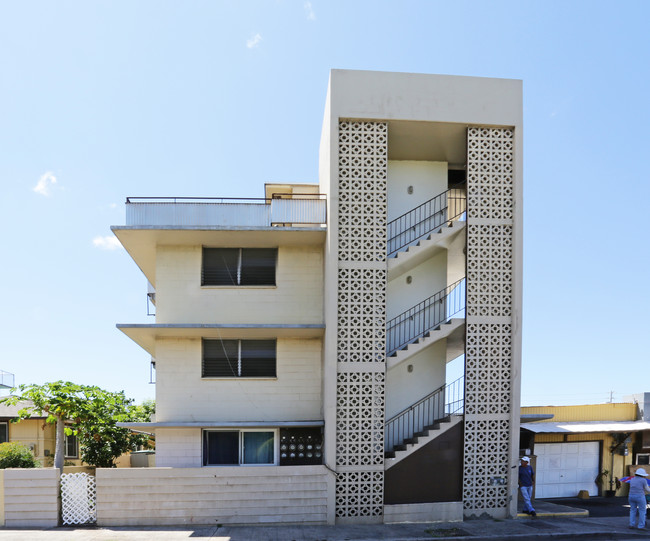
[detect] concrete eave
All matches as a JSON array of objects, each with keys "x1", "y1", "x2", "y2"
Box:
[
  {"x1": 117, "y1": 323, "x2": 326, "y2": 356},
  {"x1": 111, "y1": 226, "x2": 326, "y2": 286},
  {"x1": 118, "y1": 420, "x2": 325, "y2": 429}
]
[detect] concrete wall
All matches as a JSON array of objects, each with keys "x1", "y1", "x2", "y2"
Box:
[
  {"x1": 155, "y1": 428, "x2": 202, "y2": 467},
  {"x1": 387, "y1": 160, "x2": 448, "y2": 222},
  {"x1": 384, "y1": 502, "x2": 462, "y2": 523},
  {"x1": 386, "y1": 251, "x2": 447, "y2": 321},
  {"x1": 155, "y1": 244, "x2": 323, "y2": 325},
  {"x1": 385, "y1": 340, "x2": 447, "y2": 420},
  {"x1": 155, "y1": 337, "x2": 322, "y2": 422},
  {"x1": 96, "y1": 466, "x2": 333, "y2": 526},
  {"x1": 2, "y1": 468, "x2": 59, "y2": 527}
]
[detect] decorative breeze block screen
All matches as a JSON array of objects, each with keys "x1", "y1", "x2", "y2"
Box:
[
  {"x1": 463, "y1": 127, "x2": 516, "y2": 514},
  {"x1": 335, "y1": 120, "x2": 387, "y2": 520}
]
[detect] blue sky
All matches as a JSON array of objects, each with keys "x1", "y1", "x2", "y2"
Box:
[{"x1": 1, "y1": 1, "x2": 648, "y2": 407}]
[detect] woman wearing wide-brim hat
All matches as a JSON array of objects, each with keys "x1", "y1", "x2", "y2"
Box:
[{"x1": 629, "y1": 467, "x2": 650, "y2": 530}]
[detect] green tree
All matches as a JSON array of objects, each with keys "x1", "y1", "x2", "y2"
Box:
[
  {"x1": 0, "y1": 381, "x2": 135, "y2": 471},
  {"x1": 126, "y1": 399, "x2": 155, "y2": 450},
  {"x1": 0, "y1": 442, "x2": 41, "y2": 469}
]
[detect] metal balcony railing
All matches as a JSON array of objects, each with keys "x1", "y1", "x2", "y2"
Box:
[
  {"x1": 387, "y1": 188, "x2": 466, "y2": 257},
  {"x1": 125, "y1": 195, "x2": 327, "y2": 228},
  {"x1": 386, "y1": 278, "x2": 466, "y2": 357},
  {"x1": 385, "y1": 376, "x2": 464, "y2": 453}
]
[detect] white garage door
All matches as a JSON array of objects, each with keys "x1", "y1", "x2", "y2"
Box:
[{"x1": 534, "y1": 442, "x2": 600, "y2": 498}]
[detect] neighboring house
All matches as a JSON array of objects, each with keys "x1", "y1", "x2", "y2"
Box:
[
  {"x1": 520, "y1": 393, "x2": 650, "y2": 498},
  {"x1": 115, "y1": 70, "x2": 523, "y2": 523},
  {"x1": 0, "y1": 399, "x2": 81, "y2": 467}
]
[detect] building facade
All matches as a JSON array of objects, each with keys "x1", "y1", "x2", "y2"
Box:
[{"x1": 115, "y1": 70, "x2": 523, "y2": 524}]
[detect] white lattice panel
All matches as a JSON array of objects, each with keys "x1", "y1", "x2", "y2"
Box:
[
  {"x1": 335, "y1": 120, "x2": 387, "y2": 519},
  {"x1": 61, "y1": 473, "x2": 97, "y2": 525},
  {"x1": 335, "y1": 470, "x2": 384, "y2": 518},
  {"x1": 337, "y1": 268, "x2": 386, "y2": 363},
  {"x1": 463, "y1": 126, "x2": 516, "y2": 514},
  {"x1": 336, "y1": 371, "x2": 385, "y2": 467}
]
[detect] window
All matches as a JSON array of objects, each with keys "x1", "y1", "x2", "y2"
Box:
[
  {"x1": 0, "y1": 422, "x2": 7, "y2": 444},
  {"x1": 202, "y1": 339, "x2": 276, "y2": 378},
  {"x1": 203, "y1": 430, "x2": 275, "y2": 466},
  {"x1": 65, "y1": 432, "x2": 78, "y2": 458},
  {"x1": 202, "y1": 248, "x2": 277, "y2": 286}
]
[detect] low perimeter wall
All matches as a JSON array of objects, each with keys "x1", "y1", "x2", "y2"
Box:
[
  {"x1": 1, "y1": 468, "x2": 60, "y2": 527},
  {"x1": 96, "y1": 466, "x2": 334, "y2": 526}
]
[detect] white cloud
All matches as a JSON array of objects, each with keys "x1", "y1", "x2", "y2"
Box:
[
  {"x1": 246, "y1": 33, "x2": 262, "y2": 49},
  {"x1": 304, "y1": 1, "x2": 316, "y2": 20},
  {"x1": 33, "y1": 171, "x2": 57, "y2": 197},
  {"x1": 92, "y1": 236, "x2": 122, "y2": 250}
]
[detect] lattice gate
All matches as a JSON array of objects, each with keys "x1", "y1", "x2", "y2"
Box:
[{"x1": 61, "y1": 473, "x2": 97, "y2": 525}]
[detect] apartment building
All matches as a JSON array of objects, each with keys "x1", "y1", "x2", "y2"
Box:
[{"x1": 114, "y1": 69, "x2": 523, "y2": 524}]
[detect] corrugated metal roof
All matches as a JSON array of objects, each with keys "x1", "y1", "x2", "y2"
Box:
[{"x1": 521, "y1": 420, "x2": 650, "y2": 434}]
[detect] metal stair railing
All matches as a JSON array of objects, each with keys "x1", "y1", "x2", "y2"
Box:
[
  {"x1": 385, "y1": 376, "x2": 464, "y2": 453},
  {"x1": 386, "y1": 278, "x2": 466, "y2": 357},
  {"x1": 387, "y1": 188, "x2": 466, "y2": 257}
]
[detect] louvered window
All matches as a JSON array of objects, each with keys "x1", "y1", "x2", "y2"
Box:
[
  {"x1": 202, "y1": 339, "x2": 276, "y2": 378},
  {"x1": 202, "y1": 248, "x2": 276, "y2": 286}
]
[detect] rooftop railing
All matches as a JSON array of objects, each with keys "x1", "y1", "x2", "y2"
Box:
[
  {"x1": 0, "y1": 370, "x2": 15, "y2": 389},
  {"x1": 125, "y1": 195, "x2": 327, "y2": 228}
]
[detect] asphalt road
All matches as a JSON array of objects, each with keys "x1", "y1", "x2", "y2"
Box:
[{"x1": 542, "y1": 496, "x2": 631, "y2": 517}]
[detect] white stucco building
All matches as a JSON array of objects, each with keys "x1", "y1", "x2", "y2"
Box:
[{"x1": 114, "y1": 69, "x2": 523, "y2": 525}]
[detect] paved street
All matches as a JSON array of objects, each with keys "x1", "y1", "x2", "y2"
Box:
[{"x1": 1, "y1": 499, "x2": 649, "y2": 540}]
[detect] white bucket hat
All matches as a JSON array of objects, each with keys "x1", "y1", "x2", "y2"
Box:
[
  {"x1": 521, "y1": 456, "x2": 531, "y2": 462},
  {"x1": 636, "y1": 468, "x2": 648, "y2": 477}
]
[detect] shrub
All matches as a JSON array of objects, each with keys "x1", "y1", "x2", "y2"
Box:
[{"x1": 0, "y1": 442, "x2": 41, "y2": 468}]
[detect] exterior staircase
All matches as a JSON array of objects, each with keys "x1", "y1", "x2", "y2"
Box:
[
  {"x1": 386, "y1": 279, "x2": 466, "y2": 358},
  {"x1": 387, "y1": 188, "x2": 466, "y2": 258},
  {"x1": 384, "y1": 376, "x2": 464, "y2": 468},
  {"x1": 383, "y1": 188, "x2": 467, "y2": 467}
]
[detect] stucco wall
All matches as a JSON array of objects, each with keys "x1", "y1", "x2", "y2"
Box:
[
  {"x1": 386, "y1": 251, "x2": 447, "y2": 321},
  {"x1": 522, "y1": 403, "x2": 638, "y2": 422},
  {"x1": 385, "y1": 340, "x2": 447, "y2": 420},
  {"x1": 154, "y1": 244, "x2": 323, "y2": 325},
  {"x1": 3, "y1": 468, "x2": 59, "y2": 527},
  {"x1": 387, "y1": 160, "x2": 448, "y2": 222},
  {"x1": 96, "y1": 466, "x2": 333, "y2": 526},
  {"x1": 155, "y1": 337, "x2": 322, "y2": 422}
]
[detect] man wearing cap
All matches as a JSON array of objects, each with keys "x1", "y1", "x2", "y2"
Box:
[
  {"x1": 519, "y1": 456, "x2": 536, "y2": 517},
  {"x1": 629, "y1": 467, "x2": 650, "y2": 529}
]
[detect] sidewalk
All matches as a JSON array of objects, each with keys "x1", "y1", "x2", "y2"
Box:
[{"x1": 1, "y1": 501, "x2": 649, "y2": 540}]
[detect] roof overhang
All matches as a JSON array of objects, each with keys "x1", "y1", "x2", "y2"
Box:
[
  {"x1": 521, "y1": 420, "x2": 650, "y2": 434},
  {"x1": 111, "y1": 226, "x2": 326, "y2": 286},
  {"x1": 118, "y1": 420, "x2": 325, "y2": 429},
  {"x1": 118, "y1": 323, "x2": 325, "y2": 356}
]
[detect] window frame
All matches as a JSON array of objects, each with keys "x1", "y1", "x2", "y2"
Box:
[
  {"x1": 201, "y1": 247, "x2": 277, "y2": 287},
  {"x1": 64, "y1": 431, "x2": 78, "y2": 458},
  {"x1": 0, "y1": 421, "x2": 7, "y2": 444},
  {"x1": 202, "y1": 429, "x2": 278, "y2": 467},
  {"x1": 202, "y1": 339, "x2": 277, "y2": 379}
]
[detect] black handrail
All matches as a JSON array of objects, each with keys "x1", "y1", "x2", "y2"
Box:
[
  {"x1": 385, "y1": 376, "x2": 464, "y2": 453},
  {"x1": 386, "y1": 278, "x2": 466, "y2": 357},
  {"x1": 387, "y1": 188, "x2": 466, "y2": 257}
]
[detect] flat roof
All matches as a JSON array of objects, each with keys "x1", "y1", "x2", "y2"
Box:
[{"x1": 521, "y1": 420, "x2": 650, "y2": 434}]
